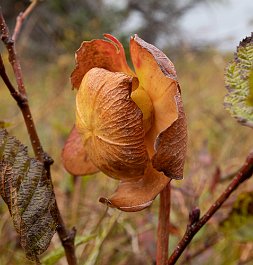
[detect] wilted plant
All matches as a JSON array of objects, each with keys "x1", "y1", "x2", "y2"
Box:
[
  {"x1": 0, "y1": 2, "x2": 253, "y2": 265},
  {"x1": 62, "y1": 34, "x2": 187, "y2": 211}
]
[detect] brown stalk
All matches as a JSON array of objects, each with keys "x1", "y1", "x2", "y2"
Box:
[
  {"x1": 0, "y1": 6, "x2": 77, "y2": 265},
  {"x1": 168, "y1": 151, "x2": 253, "y2": 265},
  {"x1": 156, "y1": 181, "x2": 171, "y2": 265}
]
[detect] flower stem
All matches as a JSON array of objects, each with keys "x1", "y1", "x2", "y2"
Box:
[{"x1": 156, "y1": 181, "x2": 171, "y2": 265}]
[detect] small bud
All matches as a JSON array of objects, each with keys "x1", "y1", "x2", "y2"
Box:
[{"x1": 189, "y1": 207, "x2": 200, "y2": 225}]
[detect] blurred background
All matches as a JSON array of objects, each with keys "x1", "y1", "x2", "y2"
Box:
[{"x1": 0, "y1": 0, "x2": 253, "y2": 264}]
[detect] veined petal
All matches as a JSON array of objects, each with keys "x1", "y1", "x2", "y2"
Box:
[
  {"x1": 76, "y1": 68, "x2": 149, "y2": 180},
  {"x1": 99, "y1": 162, "x2": 170, "y2": 212},
  {"x1": 62, "y1": 126, "x2": 98, "y2": 176},
  {"x1": 71, "y1": 34, "x2": 134, "y2": 89}
]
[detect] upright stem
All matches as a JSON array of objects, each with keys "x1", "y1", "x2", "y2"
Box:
[{"x1": 156, "y1": 181, "x2": 171, "y2": 265}]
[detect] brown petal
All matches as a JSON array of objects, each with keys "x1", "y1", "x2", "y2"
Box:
[
  {"x1": 152, "y1": 91, "x2": 187, "y2": 179},
  {"x1": 130, "y1": 34, "x2": 179, "y2": 157},
  {"x1": 76, "y1": 68, "x2": 149, "y2": 180},
  {"x1": 61, "y1": 126, "x2": 98, "y2": 176},
  {"x1": 131, "y1": 35, "x2": 177, "y2": 81},
  {"x1": 71, "y1": 34, "x2": 134, "y2": 89},
  {"x1": 130, "y1": 35, "x2": 187, "y2": 179},
  {"x1": 99, "y1": 162, "x2": 170, "y2": 212}
]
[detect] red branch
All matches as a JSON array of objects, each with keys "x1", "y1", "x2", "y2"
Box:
[
  {"x1": 168, "y1": 151, "x2": 253, "y2": 264},
  {"x1": 12, "y1": 0, "x2": 39, "y2": 42}
]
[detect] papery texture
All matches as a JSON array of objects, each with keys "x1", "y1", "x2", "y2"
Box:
[
  {"x1": 71, "y1": 34, "x2": 134, "y2": 89},
  {"x1": 130, "y1": 35, "x2": 179, "y2": 156},
  {"x1": 99, "y1": 163, "x2": 169, "y2": 212},
  {"x1": 62, "y1": 126, "x2": 98, "y2": 176},
  {"x1": 152, "y1": 91, "x2": 187, "y2": 179},
  {"x1": 76, "y1": 68, "x2": 149, "y2": 179}
]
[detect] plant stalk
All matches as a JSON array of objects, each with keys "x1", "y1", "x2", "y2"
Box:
[{"x1": 156, "y1": 181, "x2": 171, "y2": 265}]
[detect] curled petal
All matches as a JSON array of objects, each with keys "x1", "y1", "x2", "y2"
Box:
[
  {"x1": 99, "y1": 163, "x2": 170, "y2": 212},
  {"x1": 131, "y1": 35, "x2": 177, "y2": 81},
  {"x1": 130, "y1": 34, "x2": 179, "y2": 156},
  {"x1": 76, "y1": 68, "x2": 149, "y2": 180},
  {"x1": 71, "y1": 34, "x2": 134, "y2": 89},
  {"x1": 152, "y1": 91, "x2": 187, "y2": 179},
  {"x1": 130, "y1": 35, "x2": 187, "y2": 179},
  {"x1": 62, "y1": 126, "x2": 98, "y2": 176}
]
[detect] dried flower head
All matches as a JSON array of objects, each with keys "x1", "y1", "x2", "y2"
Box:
[{"x1": 62, "y1": 34, "x2": 187, "y2": 211}]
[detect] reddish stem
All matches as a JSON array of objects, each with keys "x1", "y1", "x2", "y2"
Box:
[
  {"x1": 156, "y1": 181, "x2": 171, "y2": 265},
  {"x1": 168, "y1": 151, "x2": 253, "y2": 265},
  {"x1": 12, "y1": 0, "x2": 39, "y2": 42}
]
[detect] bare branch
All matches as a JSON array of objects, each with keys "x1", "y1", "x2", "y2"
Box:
[
  {"x1": 0, "y1": 5, "x2": 77, "y2": 265},
  {"x1": 168, "y1": 151, "x2": 253, "y2": 264},
  {"x1": 12, "y1": 0, "x2": 39, "y2": 42}
]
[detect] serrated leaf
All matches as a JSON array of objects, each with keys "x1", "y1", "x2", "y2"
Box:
[
  {"x1": 224, "y1": 33, "x2": 253, "y2": 128},
  {"x1": 247, "y1": 68, "x2": 253, "y2": 106},
  {"x1": 0, "y1": 129, "x2": 57, "y2": 261}
]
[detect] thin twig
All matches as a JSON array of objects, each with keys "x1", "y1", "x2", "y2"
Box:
[
  {"x1": 0, "y1": 8, "x2": 26, "y2": 96},
  {"x1": 156, "y1": 181, "x2": 171, "y2": 265},
  {"x1": 0, "y1": 54, "x2": 25, "y2": 102},
  {"x1": 0, "y1": 8, "x2": 45, "y2": 160},
  {"x1": 0, "y1": 52, "x2": 44, "y2": 161},
  {"x1": 0, "y1": 6, "x2": 77, "y2": 265},
  {"x1": 12, "y1": 0, "x2": 39, "y2": 42},
  {"x1": 168, "y1": 151, "x2": 253, "y2": 265}
]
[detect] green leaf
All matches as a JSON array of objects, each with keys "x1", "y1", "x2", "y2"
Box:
[
  {"x1": 0, "y1": 129, "x2": 57, "y2": 262},
  {"x1": 247, "y1": 68, "x2": 253, "y2": 106},
  {"x1": 224, "y1": 33, "x2": 253, "y2": 128}
]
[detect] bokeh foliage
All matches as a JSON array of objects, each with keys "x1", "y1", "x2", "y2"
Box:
[{"x1": 0, "y1": 1, "x2": 253, "y2": 264}]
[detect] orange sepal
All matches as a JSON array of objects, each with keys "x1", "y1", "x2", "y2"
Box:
[
  {"x1": 71, "y1": 34, "x2": 134, "y2": 89},
  {"x1": 62, "y1": 126, "x2": 98, "y2": 176},
  {"x1": 99, "y1": 163, "x2": 170, "y2": 212}
]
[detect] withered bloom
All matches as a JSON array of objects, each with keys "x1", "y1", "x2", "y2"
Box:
[{"x1": 62, "y1": 34, "x2": 187, "y2": 212}]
